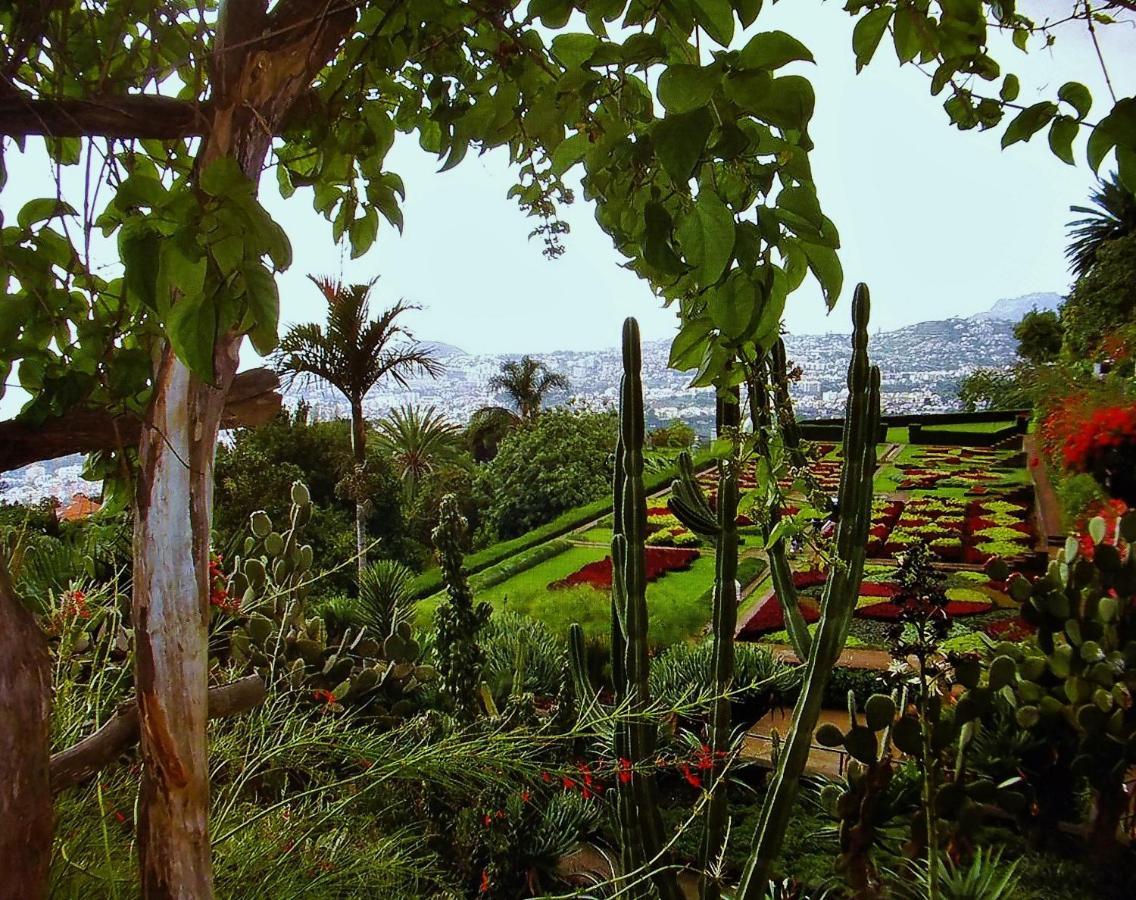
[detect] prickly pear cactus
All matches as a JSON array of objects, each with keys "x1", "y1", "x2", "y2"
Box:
[
  {"x1": 226, "y1": 480, "x2": 436, "y2": 726},
  {"x1": 432, "y1": 494, "x2": 491, "y2": 722},
  {"x1": 983, "y1": 511, "x2": 1136, "y2": 853}
]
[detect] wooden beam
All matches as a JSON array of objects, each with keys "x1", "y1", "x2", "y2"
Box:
[
  {"x1": 0, "y1": 95, "x2": 211, "y2": 139},
  {"x1": 0, "y1": 367, "x2": 282, "y2": 473},
  {"x1": 49, "y1": 675, "x2": 266, "y2": 795}
]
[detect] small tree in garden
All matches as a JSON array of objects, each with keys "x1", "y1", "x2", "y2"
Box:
[
  {"x1": 276, "y1": 279, "x2": 443, "y2": 576},
  {"x1": 1014, "y1": 310, "x2": 1064, "y2": 365},
  {"x1": 376, "y1": 404, "x2": 464, "y2": 506},
  {"x1": 433, "y1": 495, "x2": 491, "y2": 722}
]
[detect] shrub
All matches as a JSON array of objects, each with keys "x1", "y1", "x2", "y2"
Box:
[
  {"x1": 480, "y1": 612, "x2": 566, "y2": 700},
  {"x1": 651, "y1": 641, "x2": 799, "y2": 716}
]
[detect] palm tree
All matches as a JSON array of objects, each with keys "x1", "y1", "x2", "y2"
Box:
[
  {"x1": 469, "y1": 356, "x2": 568, "y2": 461},
  {"x1": 375, "y1": 404, "x2": 464, "y2": 504},
  {"x1": 1066, "y1": 172, "x2": 1136, "y2": 278},
  {"x1": 274, "y1": 276, "x2": 443, "y2": 575}
]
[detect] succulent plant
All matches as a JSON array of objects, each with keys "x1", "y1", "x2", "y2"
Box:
[
  {"x1": 982, "y1": 511, "x2": 1136, "y2": 856},
  {"x1": 432, "y1": 494, "x2": 491, "y2": 722},
  {"x1": 227, "y1": 480, "x2": 435, "y2": 727}
]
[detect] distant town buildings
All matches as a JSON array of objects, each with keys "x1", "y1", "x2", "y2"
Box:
[{"x1": 0, "y1": 310, "x2": 1022, "y2": 504}]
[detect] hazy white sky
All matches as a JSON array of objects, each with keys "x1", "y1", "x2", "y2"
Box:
[{"x1": 2, "y1": 1, "x2": 1134, "y2": 393}]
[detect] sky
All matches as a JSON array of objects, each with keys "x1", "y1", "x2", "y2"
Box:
[{"x1": 2, "y1": 1, "x2": 1134, "y2": 402}]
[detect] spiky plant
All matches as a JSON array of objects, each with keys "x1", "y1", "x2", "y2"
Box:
[
  {"x1": 274, "y1": 276, "x2": 444, "y2": 575},
  {"x1": 1066, "y1": 172, "x2": 1136, "y2": 278},
  {"x1": 375, "y1": 404, "x2": 464, "y2": 505}
]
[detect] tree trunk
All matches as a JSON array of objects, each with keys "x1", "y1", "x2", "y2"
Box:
[
  {"x1": 133, "y1": 342, "x2": 238, "y2": 899},
  {"x1": 350, "y1": 398, "x2": 368, "y2": 579},
  {"x1": 0, "y1": 566, "x2": 52, "y2": 900}
]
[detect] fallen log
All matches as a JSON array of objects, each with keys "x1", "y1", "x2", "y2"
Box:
[
  {"x1": 0, "y1": 367, "x2": 282, "y2": 473},
  {"x1": 49, "y1": 675, "x2": 266, "y2": 794}
]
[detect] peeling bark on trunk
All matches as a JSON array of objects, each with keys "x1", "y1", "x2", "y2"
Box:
[
  {"x1": 0, "y1": 566, "x2": 52, "y2": 900},
  {"x1": 133, "y1": 343, "x2": 238, "y2": 899}
]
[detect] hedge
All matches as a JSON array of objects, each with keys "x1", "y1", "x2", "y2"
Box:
[
  {"x1": 409, "y1": 449, "x2": 715, "y2": 600},
  {"x1": 467, "y1": 540, "x2": 572, "y2": 593}
]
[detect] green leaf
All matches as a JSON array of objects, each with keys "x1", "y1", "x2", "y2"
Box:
[
  {"x1": 693, "y1": 0, "x2": 735, "y2": 47},
  {"x1": 657, "y1": 64, "x2": 720, "y2": 114},
  {"x1": 210, "y1": 233, "x2": 245, "y2": 277},
  {"x1": 654, "y1": 108, "x2": 714, "y2": 185},
  {"x1": 733, "y1": 0, "x2": 762, "y2": 28},
  {"x1": 200, "y1": 157, "x2": 252, "y2": 198},
  {"x1": 119, "y1": 224, "x2": 161, "y2": 310},
  {"x1": 748, "y1": 75, "x2": 814, "y2": 132},
  {"x1": 643, "y1": 201, "x2": 685, "y2": 276},
  {"x1": 677, "y1": 192, "x2": 736, "y2": 288},
  {"x1": 893, "y1": 5, "x2": 923, "y2": 64},
  {"x1": 776, "y1": 184, "x2": 824, "y2": 232},
  {"x1": 737, "y1": 30, "x2": 814, "y2": 71},
  {"x1": 669, "y1": 319, "x2": 712, "y2": 370},
  {"x1": 551, "y1": 34, "x2": 600, "y2": 69},
  {"x1": 621, "y1": 32, "x2": 666, "y2": 67},
  {"x1": 1058, "y1": 81, "x2": 1092, "y2": 120},
  {"x1": 708, "y1": 271, "x2": 760, "y2": 341},
  {"x1": 853, "y1": 7, "x2": 893, "y2": 72},
  {"x1": 1000, "y1": 74, "x2": 1020, "y2": 102},
  {"x1": 529, "y1": 0, "x2": 572, "y2": 27},
  {"x1": 349, "y1": 206, "x2": 380, "y2": 258},
  {"x1": 17, "y1": 198, "x2": 76, "y2": 230},
  {"x1": 158, "y1": 238, "x2": 207, "y2": 315},
  {"x1": 243, "y1": 264, "x2": 280, "y2": 355},
  {"x1": 551, "y1": 132, "x2": 589, "y2": 175},
  {"x1": 167, "y1": 293, "x2": 217, "y2": 382},
  {"x1": 1001, "y1": 101, "x2": 1058, "y2": 148},
  {"x1": 802, "y1": 242, "x2": 842, "y2": 309},
  {"x1": 1048, "y1": 116, "x2": 1078, "y2": 166}
]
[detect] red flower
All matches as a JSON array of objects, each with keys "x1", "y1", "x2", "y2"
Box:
[
  {"x1": 312, "y1": 689, "x2": 335, "y2": 705},
  {"x1": 679, "y1": 763, "x2": 702, "y2": 789},
  {"x1": 541, "y1": 771, "x2": 552, "y2": 783},
  {"x1": 618, "y1": 758, "x2": 633, "y2": 784},
  {"x1": 521, "y1": 789, "x2": 531, "y2": 803},
  {"x1": 479, "y1": 869, "x2": 491, "y2": 894},
  {"x1": 695, "y1": 744, "x2": 715, "y2": 772}
]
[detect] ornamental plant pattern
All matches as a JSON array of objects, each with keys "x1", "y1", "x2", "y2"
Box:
[{"x1": 550, "y1": 547, "x2": 700, "y2": 591}]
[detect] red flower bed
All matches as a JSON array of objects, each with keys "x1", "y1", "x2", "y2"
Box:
[
  {"x1": 793, "y1": 568, "x2": 828, "y2": 589},
  {"x1": 737, "y1": 595, "x2": 821, "y2": 638},
  {"x1": 985, "y1": 616, "x2": 1035, "y2": 642},
  {"x1": 860, "y1": 581, "x2": 900, "y2": 598},
  {"x1": 856, "y1": 599, "x2": 993, "y2": 620},
  {"x1": 551, "y1": 548, "x2": 700, "y2": 590}
]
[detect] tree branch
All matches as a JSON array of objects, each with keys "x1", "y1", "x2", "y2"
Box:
[
  {"x1": 0, "y1": 94, "x2": 211, "y2": 139},
  {"x1": 0, "y1": 367, "x2": 282, "y2": 473},
  {"x1": 49, "y1": 675, "x2": 266, "y2": 794}
]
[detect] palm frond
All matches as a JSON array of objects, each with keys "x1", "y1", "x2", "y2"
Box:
[{"x1": 1066, "y1": 172, "x2": 1136, "y2": 278}]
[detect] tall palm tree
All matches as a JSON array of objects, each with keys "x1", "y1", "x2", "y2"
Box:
[
  {"x1": 375, "y1": 404, "x2": 464, "y2": 504},
  {"x1": 274, "y1": 276, "x2": 443, "y2": 575},
  {"x1": 1066, "y1": 172, "x2": 1136, "y2": 278},
  {"x1": 468, "y1": 356, "x2": 569, "y2": 461}
]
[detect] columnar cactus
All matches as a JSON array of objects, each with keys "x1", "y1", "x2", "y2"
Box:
[
  {"x1": 433, "y1": 494, "x2": 491, "y2": 722},
  {"x1": 586, "y1": 318, "x2": 682, "y2": 900},
  {"x1": 669, "y1": 389, "x2": 742, "y2": 900},
  {"x1": 737, "y1": 283, "x2": 882, "y2": 897}
]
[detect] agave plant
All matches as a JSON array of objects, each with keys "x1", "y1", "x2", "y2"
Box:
[{"x1": 887, "y1": 848, "x2": 1020, "y2": 900}]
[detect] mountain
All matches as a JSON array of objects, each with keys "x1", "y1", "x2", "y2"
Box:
[
  {"x1": 970, "y1": 292, "x2": 1062, "y2": 323},
  {"x1": 418, "y1": 341, "x2": 467, "y2": 359}
]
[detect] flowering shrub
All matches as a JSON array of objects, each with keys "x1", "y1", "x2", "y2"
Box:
[
  {"x1": 209, "y1": 552, "x2": 240, "y2": 614},
  {"x1": 1043, "y1": 398, "x2": 1136, "y2": 473},
  {"x1": 550, "y1": 547, "x2": 699, "y2": 590}
]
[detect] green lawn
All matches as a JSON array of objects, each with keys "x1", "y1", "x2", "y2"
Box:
[
  {"x1": 920, "y1": 419, "x2": 1016, "y2": 433},
  {"x1": 417, "y1": 543, "x2": 719, "y2": 646}
]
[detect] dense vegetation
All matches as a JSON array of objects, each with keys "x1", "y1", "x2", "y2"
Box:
[{"x1": 2, "y1": 1, "x2": 1135, "y2": 898}]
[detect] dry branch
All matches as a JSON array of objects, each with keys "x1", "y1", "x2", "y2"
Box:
[
  {"x1": 49, "y1": 675, "x2": 266, "y2": 794},
  {"x1": 0, "y1": 367, "x2": 282, "y2": 473}
]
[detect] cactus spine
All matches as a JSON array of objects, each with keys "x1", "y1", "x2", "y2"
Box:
[
  {"x1": 432, "y1": 494, "x2": 491, "y2": 722},
  {"x1": 737, "y1": 283, "x2": 882, "y2": 897},
  {"x1": 607, "y1": 318, "x2": 682, "y2": 899}
]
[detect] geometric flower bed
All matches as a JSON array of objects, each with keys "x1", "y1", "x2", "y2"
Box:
[
  {"x1": 550, "y1": 547, "x2": 700, "y2": 591},
  {"x1": 880, "y1": 496, "x2": 1036, "y2": 565},
  {"x1": 645, "y1": 507, "x2": 701, "y2": 547}
]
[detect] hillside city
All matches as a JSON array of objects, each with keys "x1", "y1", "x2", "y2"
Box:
[{"x1": 0, "y1": 294, "x2": 1056, "y2": 506}]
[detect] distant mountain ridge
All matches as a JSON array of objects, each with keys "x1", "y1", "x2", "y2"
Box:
[{"x1": 970, "y1": 291, "x2": 1062, "y2": 323}]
